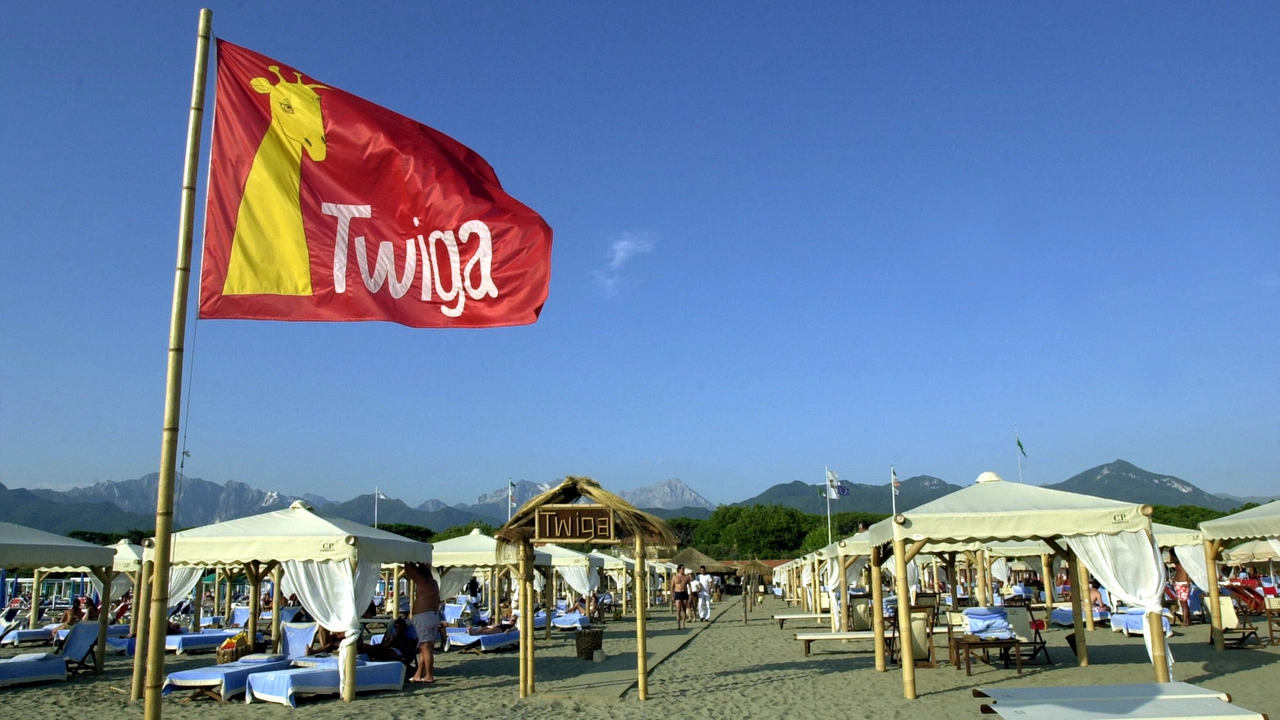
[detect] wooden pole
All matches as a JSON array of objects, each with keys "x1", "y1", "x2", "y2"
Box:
[
  {"x1": 128, "y1": 570, "x2": 141, "y2": 636},
  {"x1": 1149, "y1": 611, "x2": 1171, "y2": 682},
  {"x1": 190, "y1": 574, "x2": 202, "y2": 632},
  {"x1": 28, "y1": 569, "x2": 43, "y2": 630},
  {"x1": 893, "y1": 538, "x2": 916, "y2": 699},
  {"x1": 945, "y1": 553, "x2": 957, "y2": 608},
  {"x1": 838, "y1": 556, "x2": 852, "y2": 631},
  {"x1": 1067, "y1": 549, "x2": 1089, "y2": 666},
  {"x1": 130, "y1": 558, "x2": 154, "y2": 702},
  {"x1": 342, "y1": 560, "x2": 357, "y2": 702},
  {"x1": 517, "y1": 544, "x2": 529, "y2": 697},
  {"x1": 1078, "y1": 560, "x2": 1095, "y2": 632},
  {"x1": 871, "y1": 546, "x2": 886, "y2": 672},
  {"x1": 246, "y1": 562, "x2": 262, "y2": 649},
  {"x1": 1041, "y1": 554, "x2": 1054, "y2": 614},
  {"x1": 270, "y1": 565, "x2": 283, "y2": 653},
  {"x1": 143, "y1": 10, "x2": 212, "y2": 720},
  {"x1": 93, "y1": 567, "x2": 112, "y2": 673},
  {"x1": 634, "y1": 534, "x2": 649, "y2": 701},
  {"x1": 1204, "y1": 539, "x2": 1224, "y2": 651}
]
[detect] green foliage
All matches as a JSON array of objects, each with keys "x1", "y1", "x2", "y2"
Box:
[
  {"x1": 68, "y1": 528, "x2": 150, "y2": 546},
  {"x1": 665, "y1": 517, "x2": 703, "y2": 547},
  {"x1": 428, "y1": 520, "x2": 497, "y2": 543},
  {"x1": 690, "y1": 504, "x2": 816, "y2": 559},
  {"x1": 378, "y1": 523, "x2": 436, "y2": 543},
  {"x1": 1151, "y1": 505, "x2": 1227, "y2": 529}
]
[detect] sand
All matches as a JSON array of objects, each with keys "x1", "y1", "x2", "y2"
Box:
[{"x1": 3, "y1": 598, "x2": 1277, "y2": 719}]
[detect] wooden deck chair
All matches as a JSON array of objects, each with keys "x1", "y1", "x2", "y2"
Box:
[
  {"x1": 848, "y1": 594, "x2": 872, "y2": 631},
  {"x1": 892, "y1": 606, "x2": 936, "y2": 668},
  {"x1": 945, "y1": 610, "x2": 967, "y2": 667},
  {"x1": 1213, "y1": 596, "x2": 1259, "y2": 648},
  {"x1": 1004, "y1": 606, "x2": 1051, "y2": 665},
  {"x1": 1264, "y1": 596, "x2": 1279, "y2": 645}
]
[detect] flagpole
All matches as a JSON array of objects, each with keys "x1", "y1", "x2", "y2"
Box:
[
  {"x1": 143, "y1": 9, "x2": 212, "y2": 720},
  {"x1": 374, "y1": 486, "x2": 379, "y2": 528},
  {"x1": 825, "y1": 467, "x2": 833, "y2": 546},
  {"x1": 507, "y1": 478, "x2": 513, "y2": 524}
]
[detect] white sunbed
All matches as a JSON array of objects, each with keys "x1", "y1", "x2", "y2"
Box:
[
  {"x1": 162, "y1": 654, "x2": 293, "y2": 702},
  {"x1": 974, "y1": 683, "x2": 1231, "y2": 704},
  {"x1": 772, "y1": 612, "x2": 830, "y2": 629},
  {"x1": 977, "y1": 696, "x2": 1264, "y2": 720},
  {"x1": 244, "y1": 660, "x2": 405, "y2": 707},
  {"x1": 792, "y1": 630, "x2": 878, "y2": 656},
  {"x1": 0, "y1": 621, "x2": 98, "y2": 688},
  {"x1": 443, "y1": 626, "x2": 519, "y2": 653}
]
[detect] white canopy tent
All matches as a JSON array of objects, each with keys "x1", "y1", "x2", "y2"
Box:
[
  {"x1": 1198, "y1": 500, "x2": 1280, "y2": 650},
  {"x1": 1151, "y1": 523, "x2": 1210, "y2": 593},
  {"x1": 136, "y1": 501, "x2": 431, "y2": 701},
  {"x1": 430, "y1": 529, "x2": 552, "y2": 609},
  {"x1": 1222, "y1": 539, "x2": 1279, "y2": 565},
  {"x1": 539, "y1": 544, "x2": 604, "y2": 597},
  {"x1": 0, "y1": 521, "x2": 116, "y2": 672},
  {"x1": 864, "y1": 471, "x2": 1169, "y2": 699}
]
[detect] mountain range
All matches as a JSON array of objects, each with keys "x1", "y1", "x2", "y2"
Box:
[{"x1": 1, "y1": 460, "x2": 1261, "y2": 536}]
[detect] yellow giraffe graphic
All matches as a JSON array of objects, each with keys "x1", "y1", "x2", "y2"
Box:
[{"x1": 223, "y1": 66, "x2": 328, "y2": 296}]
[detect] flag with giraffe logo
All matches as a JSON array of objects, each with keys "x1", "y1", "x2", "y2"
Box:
[{"x1": 199, "y1": 41, "x2": 552, "y2": 328}]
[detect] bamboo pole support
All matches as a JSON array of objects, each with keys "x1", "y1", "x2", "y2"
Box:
[
  {"x1": 634, "y1": 534, "x2": 649, "y2": 701},
  {"x1": 1067, "y1": 550, "x2": 1089, "y2": 666},
  {"x1": 341, "y1": 560, "x2": 358, "y2": 702},
  {"x1": 190, "y1": 575, "x2": 202, "y2": 632},
  {"x1": 1078, "y1": 561, "x2": 1095, "y2": 632},
  {"x1": 271, "y1": 565, "x2": 283, "y2": 653},
  {"x1": 1204, "y1": 539, "x2": 1224, "y2": 651},
  {"x1": 28, "y1": 570, "x2": 43, "y2": 629},
  {"x1": 871, "y1": 546, "x2": 886, "y2": 672},
  {"x1": 246, "y1": 562, "x2": 262, "y2": 649},
  {"x1": 1149, "y1": 611, "x2": 1171, "y2": 682},
  {"x1": 93, "y1": 567, "x2": 112, "y2": 673},
  {"x1": 130, "y1": 558, "x2": 154, "y2": 702},
  {"x1": 1041, "y1": 554, "x2": 1054, "y2": 615},
  {"x1": 128, "y1": 570, "x2": 141, "y2": 636},
  {"x1": 893, "y1": 538, "x2": 916, "y2": 699},
  {"x1": 143, "y1": 10, "x2": 212, "y2": 720}
]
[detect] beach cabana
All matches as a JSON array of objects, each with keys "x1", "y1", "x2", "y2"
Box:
[
  {"x1": 498, "y1": 476, "x2": 676, "y2": 701},
  {"x1": 1199, "y1": 500, "x2": 1280, "y2": 650},
  {"x1": 429, "y1": 528, "x2": 551, "y2": 613},
  {"x1": 133, "y1": 501, "x2": 431, "y2": 702},
  {"x1": 0, "y1": 522, "x2": 115, "y2": 672},
  {"x1": 1222, "y1": 539, "x2": 1279, "y2": 565},
  {"x1": 865, "y1": 471, "x2": 1169, "y2": 699}
]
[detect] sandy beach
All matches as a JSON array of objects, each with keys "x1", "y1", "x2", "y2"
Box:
[{"x1": 4, "y1": 597, "x2": 1277, "y2": 719}]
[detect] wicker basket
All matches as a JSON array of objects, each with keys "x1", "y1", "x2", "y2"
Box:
[
  {"x1": 215, "y1": 631, "x2": 250, "y2": 664},
  {"x1": 575, "y1": 628, "x2": 604, "y2": 660}
]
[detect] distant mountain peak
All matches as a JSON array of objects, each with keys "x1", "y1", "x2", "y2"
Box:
[
  {"x1": 620, "y1": 479, "x2": 715, "y2": 511},
  {"x1": 1044, "y1": 460, "x2": 1234, "y2": 512}
]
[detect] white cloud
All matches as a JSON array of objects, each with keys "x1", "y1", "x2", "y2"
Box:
[{"x1": 594, "y1": 232, "x2": 656, "y2": 296}]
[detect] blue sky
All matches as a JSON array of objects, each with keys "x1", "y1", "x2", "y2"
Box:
[{"x1": 1, "y1": 3, "x2": 1276, "y2": 507}]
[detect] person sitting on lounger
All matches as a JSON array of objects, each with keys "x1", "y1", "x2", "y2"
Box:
[
  {"x1": 315, "y1": 627, "x2": 346, "y2": 654},
  {"x1": 366, "y1": 618, "x2": 417, "y2": 668},
  {"x1": 470, "y1": 607, "x2": 517, "y2": 635}
]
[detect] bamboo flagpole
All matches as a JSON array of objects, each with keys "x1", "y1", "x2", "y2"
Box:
[{"x1": 143, "y1": 10, "x2": 212, "y2": 720}]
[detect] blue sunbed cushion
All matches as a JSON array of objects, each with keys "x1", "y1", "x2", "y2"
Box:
[
  {"x1": 240, "y1": 654, "x2": 285, "y2": 663},
  {"x1": 9, "y1": 652, "x2": 60, "y2": 662}
]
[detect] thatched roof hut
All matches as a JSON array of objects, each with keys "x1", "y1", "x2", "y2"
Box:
[
  {"x1": 668, "y1": 547, "x2": 735, "y2": 574},
  {"x1": 498, "y1": 476, "x2": 677, "y2": 547}
]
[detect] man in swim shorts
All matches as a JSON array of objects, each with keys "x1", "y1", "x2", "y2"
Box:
[
  {"x1": 671, "y1": 565, "x2": 691, "y2": 629},
  {"x1": 403, "y1": 562, "x2": 441, "y2": 683}
]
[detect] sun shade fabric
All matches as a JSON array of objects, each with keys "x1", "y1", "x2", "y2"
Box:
[
  {"x1": 1151, "y1": 524, "x2": 1201, "y2": 549},
  {"x1": 0, "y1": 522, "x2": 114, "y2": 570},
  {"x1": 165, "y1": 501, "x2": 432, "y2": 565},
  {"x1": 1066, "y1": 532, "x2": 1172, "y2": 676},
  {"x1": 1199, "y1": 500, "x2": 1280, "y2": 542},
  {"x1": 281, "y1": 559, "x2": 380, "y2": 694},
  {"x1": 1222, "y1": 540, "x2": 1280, "y2": 565},
  {"x1": 1173, "y1": 546, "x2": 1212, "y2": 592},
  {"x1": 168, "y1": 566, "x2": 204, "y2": 609},
  {"x1": 865, "y1": 477, "x2": 1150, "y2": 546},
  {"x1": 437, "y1": 567, "x2": 476, "y2": 603},
  {"x1": 431, "y1": 529, "x2": 550, "y2": 567}
]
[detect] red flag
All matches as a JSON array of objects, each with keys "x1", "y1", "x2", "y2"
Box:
[{"x1": 199, "y1": 40, "x2": 552, "y2": 328}]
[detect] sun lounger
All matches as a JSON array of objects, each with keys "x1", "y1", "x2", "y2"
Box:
[
  {"x1": 1005, "y1": 606, "x2": 1052, "y2": 665},
  {"x1": 551, "y1": 611, "x2": 590, "y2": 630},
  {"x1": 1, "y1": 626, "x2": 56, "y2": 646},
  {"x1": 162, "y1": 654, "x2": 293, "y2": 702},
  {"x1": 1051, "y1": 606, "x2": 1111, "y2": 627},
  {"x1": 974, "y1": 682, "x2": 1231, "y2": 704},
  {"x1": 772, "y1": 612, "x2": 830, "y2": 629},
  {"x1": 792, "y1": 630, "x2": 878, "y2": 656},
  {"x1": 1212, "y1": 597, "x2": 1260, "y2": 648},
  {"x1": 442, "y1": 602, "x2": 468, "y2": 626},
  {"x1": 443, "y1": 626, "x2": 520, "y2": 653},
  {"x1": 977, "y1": 696, "x2": 1265, "y2": 720},
  {"x1": 1112, "y1": 608, "x2": 1172, "y2": 637},
  {"x1": 56, "y1": 624, "x2": 129, "y2": 642},
  {"x1": 167, "y1": 629, "x2": 243, "y2": 655},
  {"x1": 0, "y1": 652, "x2": 67, "y2": 688},
  {"x1": 244, "y1": 660, "x2": 405, "y2": 707}
]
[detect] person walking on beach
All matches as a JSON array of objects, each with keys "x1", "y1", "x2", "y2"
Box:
[
  {"x1": 696, "y1": 566, "x2": 714, "y2": 621},
  {"x1": 403, "y1": 562, "x2": 441, "y2": 683},
  {"x1": 671, "y1": 565, "x2": 691, "y2": 629}
]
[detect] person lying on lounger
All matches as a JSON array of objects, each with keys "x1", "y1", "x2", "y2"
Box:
[{"x1": 366, "y1": 618, "x2": 417, "y2": 667}]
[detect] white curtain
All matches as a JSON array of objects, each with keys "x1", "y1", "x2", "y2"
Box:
[
  {"x1": 991, "y1": 558, "x2": 1011, "y2": 584},
  {"x1": 1066, "y1": 532, "x2": 1173, "y2": 679},
  {"x1": 1173, "y1": 546, "x2": 1211, "y2": 592},
  {"x1": 167, "y1": 567, "x2": 204, "y2": 610},
  {"x1": 801, "y1": 564, "x2": 812, "y2": 587},
  {"x1": 89, "y1": 573, "x2": 133, "y2": 600},
  {"x1": 533, "y1": 569, "x2": 546, "y2": 593},
  {"x1": 906, "y1": 559, "x2": 920, "y2": 589},
  {"x1": 282, "y1": 559, "x2": 380, "y2": 695},
  {"x1": 436, "y1": 567, "x2": 476, "y2": 603},
  {"x1": 556, "y1": 566, "x2": 595, "y2": 597}
]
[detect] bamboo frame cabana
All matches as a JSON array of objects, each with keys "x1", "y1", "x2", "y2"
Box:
[{"x1": 498, "y1": 476, "x2": 677, "y2": 702}]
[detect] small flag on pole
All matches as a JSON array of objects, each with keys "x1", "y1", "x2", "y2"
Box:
[
  {"x1": 891, "y1": 467, "x2": 900, "y2": 496},
  {"x1": 1017, "y1": 437, "x2": 1027, "y2": 457},
  {"x1": 825, "y1": 469, "x2": 842, "y2": 500},
  {"x1": 509, "y1": 481, "x2": 517, "y2": 508}
]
